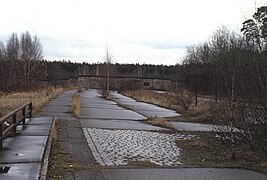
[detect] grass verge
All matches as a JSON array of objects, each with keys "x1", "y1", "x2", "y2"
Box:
[
  {"x1": 0, "y1": 85, "x2": 67, "y2": 117},
  {"x1": 69, "y1": 92, "x2": 81, "y2": 118},
  {"x1": 177, "y1": 132, "x2": 267, "y2": 174},
  {"x1": 46, "y1": 120, "x2": 87, "y2": 180},
  {"x1": 145, "y1": 117, "x2": 175, "y2": 129}
]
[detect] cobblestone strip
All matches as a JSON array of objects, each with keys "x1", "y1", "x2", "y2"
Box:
[
  {"x1": 82, "y1": 128, "x2": 106, "y2": 166},
  {"x1": 86, "y1": 128, "x2": 195, "y2": 166}
]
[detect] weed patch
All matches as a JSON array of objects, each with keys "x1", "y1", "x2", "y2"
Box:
[
  {"x1": 47, "y1": 121, "x2": 87, "y2": 180},
  {"x1": 177, "y1": 132, "x2": 267, "y2": 174},
  {"x1": 0, "y1": 86, "x2": 67, "y2": 116},
  {"x1": 69, "y1": 92, "x2": 81, "y2": 117},
  {"x1": 146, "y1": 117, "x2": 174, "y2": 129}
]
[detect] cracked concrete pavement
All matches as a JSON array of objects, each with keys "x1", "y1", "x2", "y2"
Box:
[{"x1": 1, "y1": 89, "x2": 267, "y2": 180}]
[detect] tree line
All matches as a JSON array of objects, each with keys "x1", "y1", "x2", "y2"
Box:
[
  {"x1": 0, "y1": 32, "x2": 179, "y2": 92},
  {"x1": 0, "y1": 31, "x2": 45, "y2": 91},
  {"x1": 182, "y1": 6, "x2": 267, "y2": 155}
]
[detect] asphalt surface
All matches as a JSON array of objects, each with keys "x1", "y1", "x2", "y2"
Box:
[
  {"x1": 0, "y1": 116, "x2": 54, "y2": 180},
  {"x1": 1, "y1": 89, "x2": 267, "y2": 180}
]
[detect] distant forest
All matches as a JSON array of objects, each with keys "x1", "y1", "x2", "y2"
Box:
[
  {"x1": 0, "y1": 6, "x2": 266, "y2": 100},
  {"x1": 0, "y1": 32, "x2": 182, "y2": 92}
]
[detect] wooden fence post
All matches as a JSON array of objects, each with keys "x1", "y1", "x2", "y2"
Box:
[
  {"x1": 12, "y1": 113, "x2": 16, "y2": 134},
  {"x1": 0, "y1": 124, "x2": 3, "y2": 151},
  {"x1": 29, "y1": 102, "x2": 33, "y2": 117},
  {"x1": 22, "y1": 107, "x2": 26, "y2": 125}
]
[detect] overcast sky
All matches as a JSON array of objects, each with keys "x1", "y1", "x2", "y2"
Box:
[{"x1": 1, "y1": 0, "x2": 266, "y2": 65}]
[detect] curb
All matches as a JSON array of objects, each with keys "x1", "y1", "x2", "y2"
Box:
[{"x1": 39, "y1": 116, "x2": 57, "y2": 180}]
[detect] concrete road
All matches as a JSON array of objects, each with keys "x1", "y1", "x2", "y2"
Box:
[
  {"x1": 77, "y1": 89, "x2": 267, "y2": 180},
  {"x1": 3, "y1": 90, "x2": 265, "y2": 179}
]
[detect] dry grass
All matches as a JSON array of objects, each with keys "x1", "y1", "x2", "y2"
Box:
[
  {"x1": 122, "y1": 90, "x2": 216, "y2": 124},
  {"x1": 123, "y1": 90, "x2": 211, "y2": 115},
  {"x1": 0, "y1": 86, "x2": 66, "y2": 117},
  {"x1": 69, "y1": 92, "x2": 81, "y2": 118},
  {"x1": 146, "y1": 117, "x2": 175, "y2": 129},
  {"x1": 47, "y1": 120, "x2": 87, "y2": 180},
  {"x1": 177, "y1": 132, "x2": 267, "y2": 173},
  {"x1": 123, "y1": 90, "x2": 173, "y2": 108}
]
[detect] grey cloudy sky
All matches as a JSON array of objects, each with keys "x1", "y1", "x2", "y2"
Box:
[{"x1": 1, "y1": 0, "x2": 266, "y2": 65}]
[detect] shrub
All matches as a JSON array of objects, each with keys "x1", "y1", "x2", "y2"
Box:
[{"x1": 173, "y1": 88, "x2": 194, "y2": 110}]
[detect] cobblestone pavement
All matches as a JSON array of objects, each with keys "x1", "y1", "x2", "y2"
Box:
[{"x1": 83, "y1": 128, "x2": 195, "y2": 166}]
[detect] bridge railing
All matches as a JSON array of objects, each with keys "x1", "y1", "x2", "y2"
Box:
[{"x1": 0, "y1": 102, "x2": 32, "y2": 150}]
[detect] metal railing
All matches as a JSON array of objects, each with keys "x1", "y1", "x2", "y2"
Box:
[{"x1": 0, "y1": 102, "x2": 32, "y2": 150}]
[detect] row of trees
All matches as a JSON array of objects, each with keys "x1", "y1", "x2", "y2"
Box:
[
  {"x1": 0, "y1": 32, "x2": 45, "y2": 91},
  {"x1": 182, "y1": 6, "x2": 267, "y2": 155}
]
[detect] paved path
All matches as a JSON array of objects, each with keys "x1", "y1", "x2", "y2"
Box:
[{"x1": 0, "y1": 116, "x2": 54, "y2": 180}]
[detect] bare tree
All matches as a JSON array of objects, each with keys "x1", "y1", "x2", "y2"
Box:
[
  {"x1": 6, "y1": 33, "x2": 20, "y2": 89},
  {"x1": 0, "y1": 32, "x2": 44, "y2": 91},
  {"x1": 101, "y1": 47, "x2": 113, "y2": 96},
  {"x1": 20, "y1": 31, "x2": 43, "y2": 86}
]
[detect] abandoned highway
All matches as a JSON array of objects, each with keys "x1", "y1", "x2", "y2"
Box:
[{"x1": 0, "y1": 89, "x2": 266, "y2": 180}]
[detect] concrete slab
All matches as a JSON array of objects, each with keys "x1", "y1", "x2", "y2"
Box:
[
  {"x1": 40, "y1": 112, "x2": 75, "y2": 120},
  {"x1": 18, "y1": 124, "x2": 50, "y2": 136},
  {"x1": 0, "y1": 136, "x2": 47, "y2": 163},
  {"x1": 80, "y1": 104, "x2": 124, "y2": 110},
  {"x1": 80, "y1": 98, "x2": 117, "y2": 106},
  {"x1": 110, "y1": 91, "x2": 180, "y2": 118},
  {"x1": 102, "y1": 168, "x2": 267, "y2": 180},
  {"x1": 39, "y1": 90, "x2": 77, "y2": 119},
  {"x1": 57, "y1": 119, "x2": 96, "y2": 165},
  {"x1": 81, "y1": 107, "x2": 146, "y2": 120},
  {"x1": 0, "y1": 163, "x2": 41, "y2": 180},
  {"x1": 110, "y1": 92, "x2": 137, "y2": 103},
  {"x1": 42, "y1": 105, "x2": 70, "y2": 113},
  {"x1": 170, "y1": 122, "x2": 239, "y2": 132},
  {"x1": 46, "y1": 99, "x2": 72, "y2": 106},
  {"x1": 80, "y1": 119, "x2": 166, "y2": 131},
  {"x1": 26, "y1": 117, "x2": 53, "y2": 125},
  {"x1": 170, "y1": 122, "x2": 213, "y2": 132},
  {"x1": 74, "y1": 170, "x2": 104, "y2": 180}
]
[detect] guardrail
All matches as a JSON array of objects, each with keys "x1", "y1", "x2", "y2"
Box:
[{"x1": 0, "y1": 102, "x2": 32, "y2": 150}]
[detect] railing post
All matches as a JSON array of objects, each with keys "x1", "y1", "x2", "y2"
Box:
[
  {"x1": 29, "y1": 102, "x2": 32, "y2": 118},
  {"x1": 12, "y1": 113, "x2": 17, "y2": 134},
  {"x1": 22, "y1": 107, "x2": 26, "y2": 125},
  {"x1": 0, "y1": 124, "x2": 3, "y2": 151}
]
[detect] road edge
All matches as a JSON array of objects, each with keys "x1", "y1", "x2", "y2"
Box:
[{"x1": 39, "y1": 116, "x2": 56, "y2": 180}]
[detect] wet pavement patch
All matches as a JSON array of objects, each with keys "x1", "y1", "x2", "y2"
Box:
[{"x1": 83, "y1": 128, "x2": 195, "y2": 166}]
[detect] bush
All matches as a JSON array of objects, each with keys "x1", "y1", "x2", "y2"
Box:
[
  {"x1": 210, "y1": 100, "x2": 267, "y2": 157},
  {"x1": 173, "y1": 88, "x2": 194, "y2": 110}
]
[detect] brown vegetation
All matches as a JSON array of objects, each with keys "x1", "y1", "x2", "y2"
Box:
[
  {"x1": 123, "y1": 89, "x2": 210, "y2": 116},
  {"x1": 146, "y1": 117, "x2": 175, "y2": 129},
  {"x1": 47, "y1": 120, "x2": 87, "y2": 180},
  {"x1": 177, "y1": 132, "x2": 267, "y2": 173},
  {"x1": 0, "y1": 86, "x2": 66, "y2": 117},
  {"x1": 69, "y1": 92, "x2": 81, "y2": 118}
]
